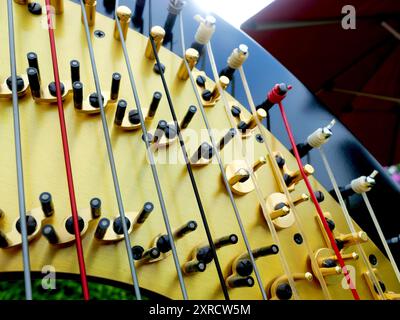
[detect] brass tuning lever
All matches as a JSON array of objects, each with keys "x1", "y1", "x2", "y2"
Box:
[
  {"x1": 225, "y1": 157, "x2": 268, "y2": 195},
  {"x1": 264, "y1": 193, "x2": 309, "y2": 229},
  {"x1": 335, "y1": 231, "x2": 368, "y2": 250}
]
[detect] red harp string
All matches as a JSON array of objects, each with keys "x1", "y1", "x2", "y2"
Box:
[
  {"x1": 277, "y1": 101, "x2": 360, "y2": 300},
  {"x1": 44, "y1": 1, "x2": 90, "y2": 300}
]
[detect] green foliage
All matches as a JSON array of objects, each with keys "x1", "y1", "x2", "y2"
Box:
[{"x1": 0, "y1": 279, "x2": 138, "y2": 300}]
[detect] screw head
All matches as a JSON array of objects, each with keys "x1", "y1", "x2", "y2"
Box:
[{"x1": 94, "y1": 30, "x2": 106, "y2": 38}]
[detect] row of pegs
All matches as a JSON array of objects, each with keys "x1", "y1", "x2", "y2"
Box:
[{"x1": 0, "y1": 192, "x2": 154, "y2": 248}]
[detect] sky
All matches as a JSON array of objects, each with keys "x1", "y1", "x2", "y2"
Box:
[{"x1": 193, "y1": 0, "x2": 275, "y2": 28}]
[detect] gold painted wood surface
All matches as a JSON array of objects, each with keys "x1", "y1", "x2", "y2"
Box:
[{"x1": 0, "y1": 1, "x2": 399, "y2": 299}]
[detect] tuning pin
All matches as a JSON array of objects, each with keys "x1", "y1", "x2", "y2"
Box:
[
  {"x1": 163, "y1": 0, "x2": 185, "y2": 44},
  {"x1": 134, "y1": 202, "x2": 154, "y2": 225},
  {"x1": 333, "y1": 170, "x2": 378, "y2": 199},
  {"x1": 110, "y1": 72, "x2": 121, "y2": 101},
  {"x1": 114, "y1": 6, "x2": 132, "y2": 41},
  {"x1": 190, "y1": 142, "x2": 214, "y2": 165},
  {"x1": 292, "y1": 120, "x2": 336, "y2": 158},
  {"x1": 218, "y1": 128, "x2": 237, "y2": 151},
  {"x1": 233, "y1": 245, "x2": 279, "y2": 277},
  {"x1": 90, "y1": 197, "x2": 102, "y2": 219},
  {"x1": 156, "y1": 220, "x2": 197, "y2": 254},
  {"x1": 256, "y1": 83, "x2": 292, "y2": 112},
  {"x1": 196, "y1": 234, "x2": 238, "y2": 264},
  {"x1": 174, "y1": 220, "x2": 198, "y2": 239},
  {"x1": 180, "y1": 105, "x2": 197, "y2": 129},
  {"x1": 50, "y1": 0, "x2": 64, "y2": 14},
  {"x1": 238, "y1": 109, "x2": 267, "y2": 133},
  {"x1": 226, "y1": 275, "x2": 255, "y2": 288},
  {"x1": 94, "y1": 218, "x2": 110, "y2": 240},
  {"x1": 191, "y1": 15, "x2": 216, "y2": 55},
  {"x1": 42, "y1": 224, "x2": 59, "y2": 244},
  {"x1": 251, "y1": 244, "x2": 279, "y2": 259},
  {"x1": 132, "y1": 0, "x2": 146, "y2": 28},
  {"x1": 39, "y1": 192, "x2": 54, "y2": 217},
  {"x1": 70, "y1": 60, "x2": 80, "y2": 83},
  {"x1": 27, "y1": 52, "x2": 40, "y2": 80},
  {"x1": 335, "y1": 231, "x2": 368, "y2": 250},
  {"x1": 152, "y1": 120, "x2": 168, "y2": 144},
  {"x1": 219, "y1": 44, "x2": 249, "y2": 81},
  {"x1": 145, "y1": 26, "x2": 166, "y2": 60},
  {"x1": 113, "y1": 100, "x2": 127, "y2": 126},
  {"x1": 81, "y1": 0, "x2": 96, "y2": 26},
  {"x1": 177, "y1": 48, "x2": 199, "y2": 80},
  {"x1": 146, "y1": 91, "x2": 162, "y2": 120},
  {"x1": 270, "y1": 273, "x2": 313, "y2": 300},
  {"x1": 283, "y1": 164, "x2": 315, "y2": 188},
  {"x1": 141, "y1": 247, "x2": 161, "y2": 262},
  {"x1": 215, "y1": 234, "x2": 238, "y2": 249},
  {"x1": 183, "y1": 260, "x2": 207, "y2": 274},
  {"x1": 72, "y1": 81, "x2": 83, "y2": 110},
  {"x1": 27, "y1": 67, "x2": 41, "y2": 98}
]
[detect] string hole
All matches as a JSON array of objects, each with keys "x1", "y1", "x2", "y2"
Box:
[
  {"x1": 293, "y1": 233, "x2": 303, "y2": 245},
  {"x1": 94, "y1": 30, "x2": 105, "y2": 38},
  {"x1": 255, "y1": 134, "x2": 264, "y2": 143},
  {"x1": 369, "y1": 254, "x2": 378, "y2": 266}
]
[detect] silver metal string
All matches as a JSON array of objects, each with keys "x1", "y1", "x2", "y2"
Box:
[
  {"x1": 114, "y1": 0, "x2": 188, "y2": 299},
  {"x1": 178, "y1": 13, "x2": 267, "y2": 300},
  {"x1": 6, "y1": 0, "x2": 33, "y2": 300},
  {"x1": 79, "y1": 0, "x2": 142, "y2": 300}
]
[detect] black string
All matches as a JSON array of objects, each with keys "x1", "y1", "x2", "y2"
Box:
[{"x1": 147, "y1": 0, "x2": 230, "y2": 300}]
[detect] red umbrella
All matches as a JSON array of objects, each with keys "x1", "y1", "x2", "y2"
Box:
[{"x1": 242, "y1": 0, "x2": 400, "y2": 166}]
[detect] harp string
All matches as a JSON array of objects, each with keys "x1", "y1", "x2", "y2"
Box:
[{"x1": 6, "y1": 0, "x2": 33, "y2": 300}]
